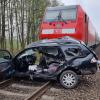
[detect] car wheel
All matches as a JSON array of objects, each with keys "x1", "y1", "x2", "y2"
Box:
[{"x1": 60, "y1": 70, "x2": 78, "y2": 89}]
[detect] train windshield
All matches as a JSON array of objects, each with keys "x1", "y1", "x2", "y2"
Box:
[{"x1": 44, "y1": 8, "x2": 76, "y2": 22}]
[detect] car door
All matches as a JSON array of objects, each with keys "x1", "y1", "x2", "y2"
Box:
[
  {"x1": 0, "y1": 49, "x2": 12, "y2": 63},
  {"x1": 0, "y1": 50, "x2": 13, "y2": 79}
]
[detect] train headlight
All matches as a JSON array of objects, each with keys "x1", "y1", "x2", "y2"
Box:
[
  {"x1": 42, "y1": 29, "x2": 54, "y2": 34},
  {"x1": 62, "y1": 28, "x2": 75, "y2": 34}
]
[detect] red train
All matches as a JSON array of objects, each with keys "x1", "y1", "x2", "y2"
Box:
[{"x1": 39, "y1": 5, "x2": 99, "y2": 47}]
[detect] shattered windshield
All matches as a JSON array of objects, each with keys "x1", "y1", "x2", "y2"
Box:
[{"x1": 44, "y1": 8, "x2": 76, "y2": 22}]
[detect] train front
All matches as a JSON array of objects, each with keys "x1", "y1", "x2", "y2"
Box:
[{"x1": 39, "y1": 5, "x2": 83, "y2": 41}]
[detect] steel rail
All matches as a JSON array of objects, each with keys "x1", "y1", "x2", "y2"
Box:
[
  {"x1": 0, "y1": 78, "x2": 13, "y2": 89},
  {"x1": 25, "y1": 81, "x2": 51, "y2": 100}
]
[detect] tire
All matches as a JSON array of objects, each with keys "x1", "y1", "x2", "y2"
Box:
[{"x1": 60, "y1": 70, "x2": 78, "y2": 89}]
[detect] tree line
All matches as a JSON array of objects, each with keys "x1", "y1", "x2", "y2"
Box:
[{"x1": 0, "y1": 0, "x2": 61, "y2": 54}]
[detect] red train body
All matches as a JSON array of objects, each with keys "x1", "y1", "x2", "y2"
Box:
[{"x1": 39, "y1": 5, "x2": 99, "y2": 46}]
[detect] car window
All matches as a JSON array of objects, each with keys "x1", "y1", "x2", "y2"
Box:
[
  {"x1": 64, "y1": 46, "x2": 81, "y2": 60},
  {"x1": 80, "y1": 45, "x2": 90, "y2": 56},
  {"x1": 0, "y1": 50, "x2": 11, "y2": 62},
  {"x1": 44, "y1": 47, "x2": 58, "y2": 56},
  {"x1": 65, "y1": 48, "x2": 80, "y2": 56},
  {"x1": 18, "y1": 49, "x2": 36, "y2": 58}
]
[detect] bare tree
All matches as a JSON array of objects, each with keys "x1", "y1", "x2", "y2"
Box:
[{"x1": 0, "y1": 0, "x2": 60, "y2": 53}]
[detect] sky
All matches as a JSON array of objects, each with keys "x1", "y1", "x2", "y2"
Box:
[{"x1": 58, "y1": 0, "x2": 100, "y2": 36}]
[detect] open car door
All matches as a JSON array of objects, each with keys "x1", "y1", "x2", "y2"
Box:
[{"x1": 0, "y1": 50, "x2": 15, "y2": 80}]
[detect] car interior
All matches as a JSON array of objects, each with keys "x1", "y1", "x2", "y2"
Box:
[{"x1": 14, "y1": 47, "x2": 63, "y2": 76}]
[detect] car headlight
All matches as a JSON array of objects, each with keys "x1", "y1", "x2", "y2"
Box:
[
  {"x1": 42, "y1": 29, "x2": 54, "y2": 34},
  {"x1": 62, "y1": 28, "x2": 75, "y2": 34},
  {"x1": 91, "y1": 57, "x2": 97, "y2": 63}
]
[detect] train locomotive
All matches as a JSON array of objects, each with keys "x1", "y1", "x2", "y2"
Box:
[{"x1": 39, "y1": 5, "x2": 100, "y2": 48}]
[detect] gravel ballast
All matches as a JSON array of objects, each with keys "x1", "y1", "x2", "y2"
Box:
[{"x1": 40, "y1": 74, "x2": 100, "y2": 100}]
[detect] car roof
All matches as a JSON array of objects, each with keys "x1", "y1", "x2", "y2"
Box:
[{"x1": 26, "y1": 36, "x2": 81, "y2": 48}]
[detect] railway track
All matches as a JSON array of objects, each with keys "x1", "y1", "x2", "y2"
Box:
[{"x1": 0, "y1": 78, "x2": 51, "y2": 100}]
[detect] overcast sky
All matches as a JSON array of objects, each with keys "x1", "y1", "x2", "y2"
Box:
[{"x1": 58, "y1": 0, "x2": 100, "y2": 36}]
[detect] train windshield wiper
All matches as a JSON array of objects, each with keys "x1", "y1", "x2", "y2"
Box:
[{"x1": 57, "y1": 11, "x2": 67, "y2": 24}]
